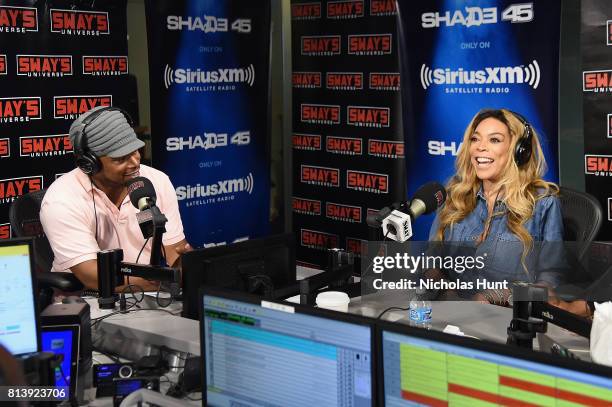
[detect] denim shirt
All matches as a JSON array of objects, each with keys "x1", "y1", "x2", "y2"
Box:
[{"x1": 428, "y1": 189, "x2": 566, "y2": 287}]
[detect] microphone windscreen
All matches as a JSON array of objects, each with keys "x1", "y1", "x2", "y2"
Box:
[
  {"x1": 413, "y1": 182, "x2": 447, "y2": 214},
  {"x1": 126, "y1": 176, "x2": 156, "y2": 209}
]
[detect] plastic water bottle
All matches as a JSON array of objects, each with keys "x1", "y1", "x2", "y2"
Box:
[{"x1": 409, "y1": 297, "x2": 432, "y2": 329}]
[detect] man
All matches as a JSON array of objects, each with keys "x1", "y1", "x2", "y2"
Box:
[{"x1": 40, "y1": 106, "x2": 191, "y2": 291}]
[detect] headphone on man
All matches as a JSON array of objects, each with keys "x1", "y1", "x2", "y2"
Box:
[
  {"x1": 73, "y1": 106, "x2": 134, "y2": 175},
  {"x1": 509, "y1": 110, "x2": 533, "y2": 167}
]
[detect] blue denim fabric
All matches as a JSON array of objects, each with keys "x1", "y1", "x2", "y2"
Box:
[{"x1": 429, "y1": 189, "x2": 566, "y2": 287}]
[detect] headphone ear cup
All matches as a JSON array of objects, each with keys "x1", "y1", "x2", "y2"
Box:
[
  {"x1": 75, "y1": 152, "x2": 100, "y2": 175},
  {"x1": 514, "y1": 127, "x2": 533, "y2": 167}
]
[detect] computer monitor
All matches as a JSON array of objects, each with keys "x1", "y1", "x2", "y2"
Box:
[
  {"x1": 182, "y1": 233, "x2": 297, "y2": 320},
  {"x1": 200, "y1": 287, "x2": 376, "y2": 407},
  {"x1": 379, "y1": 321, "x2": 612, "y2": 406},
  {"x1": 0, "y1": 238, "x2": 40, "y2": 356},
  {"x1": 41, "y1": 325, "x2": 79, "y2": 398}
]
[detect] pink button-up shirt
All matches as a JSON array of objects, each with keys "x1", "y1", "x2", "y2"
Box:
[{"x1": 40, "y1": 165, "x2": 185, "y2": 271}]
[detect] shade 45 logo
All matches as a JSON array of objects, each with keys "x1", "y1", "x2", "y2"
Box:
[
  {"x1": 50, "y1": 9, "x2": 109, "y2": 36},
  {"x1": 370, "y1": 72, "x2": 400, "y2": 90},
  {"x1": 0, "y1": 55, "x2": 6, "y2": 75},
  {"x1": 17, "y1": 55, "x2": 72, "y2": 77},
  {"x1": 326, "y1": 136, "x2": 362, "y2": 155},
  {"x1": 166, "y1": 131, "x2": 250, "y2": 151},
  {"x1": 585, "y1": 155, "x2": 612, "y2": 177},
  {"x1": 292, "y1": 197, "x2": 321, "y2": 216},
  {"x1": 291, "y1": 2, "x2": 322, "y2": 20},
  {"x1": 347, "y1": 106, "x2": 390, "y2": 128},
  {"x1": 0, "y1": 6, "x2": 37, "y2": 33},
  {"x1": 370, "y1": 0, "x2": 396, "y2": 16},
  {"x1": 20, "y1": 134, "x2": 72, "y2": 158},
  {"x1": 0, "y1": 223, "x2": 10, "y2": 239},
  {"x1": 327, "y1": 0, "x2": 364, "y2": 19},
  {"x1": 301, "y1": 229, "x2": 339, "y2": 250},
  {"x1": 421, "y1": 4, "x2": 533, "y2": 28},
  {"x1": 0, "y1": 97, "x2": 41, "y2": 124},
  {"x1": 301, "y1": 165, "x2": 340, "y2": 187},
  {"x1": 0, "y1": 138, "x2": 9, "y2": 158},
  {"x1": 301, "y1": 104, "x2": 340, "y2": 125},
  {"x1": 348, "y1": 34, "x2": 392, "y2": 55},
  {"x1": 54, "y1": 95, "x2": 112, "y2": 120},
  {"x1": 326, "y1": 72, "x2": 363, "y2": 90},
  {"x1": 0, "y1": 176, "x2": 42, "y2": 205},
  {"x1": 347, "y1": 170, "x2": 388, "y2": 193},
  {"x1": 368, "y1": 139, "x2": 404, "y2": 158},
  {"x1": 301, "y1": 35, "x2": 341, "y2": 56},
  {"x1": 583, "y1": 70, "x2": 612, "y2": 93},
  {"x1": 292, "y1": 72, "x2": 321, "y2": 88},
  {"x1": 83, "y1": 56, "x2": 128, "y2": 76},
  {"x1": 292, "y1": 133, "x2": 321, "y2": 151},
  {"x1": 326, "y1": 202, "x2": 362, "y2": 223}
]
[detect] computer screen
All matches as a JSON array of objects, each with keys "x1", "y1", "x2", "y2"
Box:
[
  {"x1": 201, "y1": 289, "x2": 375, "y2": 407},
  {"x1": 41, "y1": 325, "x2": 79, "y2": 397},
  {"x1": 380, "y1": 325, "x2": 612, "y2": 406},
  {"x1": 0, "y1": 238, "x2": 39, "y2": 356},
  {"x1": 182, "y1": 233, "x2": 297, "y2": 320}
]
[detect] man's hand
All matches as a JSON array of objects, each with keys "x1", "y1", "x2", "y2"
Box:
[{"x1": 164, "y1": 239, "x2": 193, "y2": 269}]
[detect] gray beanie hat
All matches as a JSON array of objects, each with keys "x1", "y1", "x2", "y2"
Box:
[{"x1": 69, "y1": 106, "x2": 145, "y2": 158}]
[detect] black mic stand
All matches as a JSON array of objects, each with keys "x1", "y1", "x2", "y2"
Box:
[
  {"x1": 506, "y1": 282, "x2": 592, "y2": 349},
  {"x1": 299, "y1": 249, "x2": 357, "y2": 305},
  {"x1": 135, "y1": 201, "x2": 168, "y2": 267}
]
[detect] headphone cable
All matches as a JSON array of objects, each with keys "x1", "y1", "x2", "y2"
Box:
[{"x1": 90, "y1": 176, "x2": 99, "y2": 243}]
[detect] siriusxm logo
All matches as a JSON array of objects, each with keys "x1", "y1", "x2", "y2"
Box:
[
  {"x1": 164, "y1": 64, "x2": 255, "y2": 89},
  {"x1": 420, "y1": 60, "x2": 540, "y2": 89},
  {"x1": 176, "y1": 173, "x2": 254, "y2": 200}
]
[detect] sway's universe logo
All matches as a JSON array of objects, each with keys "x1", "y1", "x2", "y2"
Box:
[
  {"x1": 176, "y1": 173, "x2": 254, "y2": 207},
  {"x1": 421, "y1": 4, "x2": 533, "y2": 28},
  {"x1": 83, "y1": 56, "x2": 128, "y2": 76},
  {"x1": 326, "y1": 136, "x2": 362, "y2": 155},
  {"x1": 166, "y1": 131, "x2": 250, "y2": 151},
  {"x1": 369, "y1": 72, "x2": 400, "y2": 90},
  {"x1": 301, "y1": 229, "x2": 339, "y2": 250},
  {"x1": 292, "y1": 72, "x2": 322, "y2": 88},
  {"x1": 164, "y1": 64, "x2": 254, "y2": 90},
  {"x1": 300, "y1": 165, "x2": 340, "y2": 187},
  {"x1": 20, "y1": 134, "x2": 72, "y2": 157},
  {"x1": 326, "y1": 72, "x2": 363, "y2": 90},
  {"x1": 0, "y1": 6, "x2": 37, "y2": 33},
  {"x1": 292, "y1": 133, "x2": 321, "y2": 151},
  {"x1": 0, "y1": 176, "x2": 43, "y2": 205},
  {"x1": 346, "y1": 237, "x2": 365, "y2": 257},
  {"x1": 301, "y1": 104, "x2": 340, "y2": 125},
  {"x1": 17, "y1": 55, "x2": 72, "y2": 77},
  {"x1": 54, "y1": 95, "x2": 112, "y2": 119},
  {"x1": 301, "y1": 35, "x2": 341, "y2": 56},
  {"x1": 368, "y1": 139, "x2": 404, "y2": 158},
  {"x1": 326, "y1": 202, "x2": 362, "y2": 223},
  {"x1": 0, "y1": 223, "x2": 10, "y2": 239},
  {"x1": 370, "y1": 0, "x2": 396, "y2": 16},
  {"x1": 0, "y1": 97, "x2": 41, "y2": 123},
  {"x1": 50, "y1": 9, "x2": 109, "y2": 35},
  {"x1": 327, "y1": 0, "x2": 364, "y2": 19},
  {"x1": 291, "y1": 3, "x2": 322, "y2": 20},
  {"x1": 585, "y1": 155, "x2": 612, "y2": 177},
  {"x1": 292, "y1": 197, "x2": 322, "y2": 216},
  {"x1": 583, "y1": 70, "x2": 612, "y2": 93},
  {"x1": 166, "y1": 15, "x2": 251, "y2": 33},
  {"x1": 0, "y1": 55, "x2": 6, "y2": 75},
  {"x1": 347, "y1": 170, "x2": 388, "y2": 193},
  {"x1": 421, "y1": 61, "x2": 541, "y2": 91},
  {"x1": 348, "y1": 34, "x2": 392, "y2": 55},
  {"x1": 347, "y1": 106, "x2": 390, "y2": 127},
  {"x1": 0, "y1": 138, "x2": 9, "y2": 158}
]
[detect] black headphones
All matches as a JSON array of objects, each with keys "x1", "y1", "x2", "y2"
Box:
[
  {"x1": 509, "y1": 110, "x2": 533, "y2": 167},
  {"x1": 73, "y1": 106, "x2": 134, "y2": 175}
]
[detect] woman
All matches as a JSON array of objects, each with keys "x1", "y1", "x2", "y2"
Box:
[{"x1": 429, "y1": 108, "x2": 566, "y2": 304}]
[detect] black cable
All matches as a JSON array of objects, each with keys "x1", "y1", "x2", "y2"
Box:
[
  {"x1": 186, "y1": 395, "x2": 203, "y2": 401},
  {"x1": 156, "y1": 282, "x2": 173, "y2": 308},
  {"x1": 91, "y1": 307, "x2": 180, "y2": 328},
  {"x1": 90, "y1": 177, "x2": 99, "y2": 243},
  {"x1": 377, "y1": 306, "x2": 410, "y2": 320},
  {"x1": 135, "y1": 237, "x2": 150, "y2": 264}
]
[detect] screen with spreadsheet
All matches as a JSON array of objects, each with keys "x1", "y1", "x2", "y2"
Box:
[
  {"x1": 202, "y1": 293, "x2": 374, "y2": 407},
  {"x1": 0, "y1": 240, "x2": 38, "y2": 356},
  {"x1": 381, "y1": 329, "x2": 612, "y2": 406}
]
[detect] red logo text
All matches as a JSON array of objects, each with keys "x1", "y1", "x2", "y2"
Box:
[
  {"x1": 326, "y1": 72, "x2": 363, "y2": 90},
  {"x1": 83, "y1": 56, "x2": 128, "y2": 76},
  {"x1": 585, "y1": 155, "x2": 612, "y2": 176},
  {"x1": 292, "y1": 197, "x2": 322, "y2": 216},
  {"x1": 20, "y1": 134, "x2": 73, "y2": 158},
  {"x1": 326, "y1": 136, "x2": 362, "y2": 155},
  {"x1": 301, "y1": 165, "x2": 340, "y2": 187},
  {"x1": 50, "y1": 9, "x2": 109, "y2": 36},
  {"x1": 293, "y1": 133, "x2": 321, "y2": 151},
  {"x1": 0, "y1": 55, "x2": 6, "y2": 75},
  {"x1": 17, "y1": 55, "x2": 72, "y2": 77},
  {"x1": 301, "y1": 229, "x2": 339, "y2": 250},
  {"x1": 347, "y1": 106, "x2": 390, "y2": 127},
  {"x1": 292, "y1": 72, "x2": 321, "y2": 88},
  {"x1": 0, "y1": 6, "x2": 37, "y2": 33},
  {"x1": 301, "y1": 104, "x2": 340, "y2": 125},
  {"x1": 347, "y1": 170, "x2": 388, "y2": 193},
  {"x1": 291, "y1": 2, "x2": 321, "y2": 20},
  {"x1": 348, "y1": 34, "x2": 392, "y2": 55},
  {"x1": 327, "y1": 0, "x2": 364, "y2": 19},
  {"x1": 0, "y1": 223, "x2": 10, "y2": 240},
  {"x1": 0, "y1": 97, "x2": 41, "y2": 123},
  {"x1": 583, "y1": 70, "x2": 612, "y2": 93},
  {"x1": 370, "y1": 72, "x2": 400, "y2": 90},
  {"x1": 54, "y1": 95, "x2": 112, "y2": 119},
  {"x1": 0, "y1": 138, "x2": 9, "y2": 158},
  {"x1": 0, "y1": 176, "x2": 43, "y2": 205},
  {"x1": 370, "y1": 0, "x2": 396, "y2": 16},
  {"x1": 368, "y1": 139, "x2": 404, "y2": 158},
  {"x1": 326, "y1": 202, "x2": 362, "y2": 223},
  {"x1": 301, "y1": 35, "x2": 341, "y2": 56}
]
